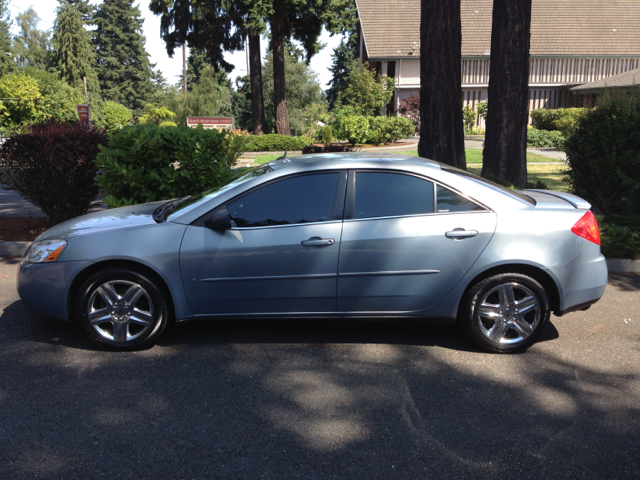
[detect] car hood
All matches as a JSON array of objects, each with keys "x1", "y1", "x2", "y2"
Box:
[{"x1": 35, "y1": 201, "x2": 168, "y2": 241}]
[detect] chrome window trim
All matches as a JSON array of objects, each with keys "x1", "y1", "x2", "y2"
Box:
[
  {"x1": 343, "y1": 210, "x2": 493, "y2": 223},
  {"x1": 230, "y1": 219, "x2": 343, "y2": 231}
]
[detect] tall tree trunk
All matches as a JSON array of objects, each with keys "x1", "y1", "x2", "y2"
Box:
[
  {"x1": 270, "y1": 6, "x2": 290, "y2": 135},
  {"x1": 418, "y1": 0, "x2": 465, "y2": 169},
  {"x1": 249, "y1": 29, "x2": 266, "y2": 135},
  {"x1": 482, "y1": 0, "x2": 532, "y2": 187}
]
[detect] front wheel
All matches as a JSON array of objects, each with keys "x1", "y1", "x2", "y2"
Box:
[
  {"x1": 76, "y1": 267, "x2": 169, "y2": 350},
  {"x1": 459, "y1": 273, "x2": 550, "y2": 353}
]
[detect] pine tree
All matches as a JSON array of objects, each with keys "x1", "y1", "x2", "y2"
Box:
[
  {"x1": 0, "y1": 0, "x2": 12, "y2": 75},
  {"x1": 326, "y1": 30, "x2": 359, "y2": 110},
  {"x1": 13, "y1": 8, "x2": 51, "y2": 70},
  {"x1": 57, "y1": 0, "x2": 96, "y2": 23},
  {"x1": 51, "y1": 3, "x2": 99, "y2": 93},
  {"x1": 93, "y1": 0, "x2": 155, "y2": 114}
]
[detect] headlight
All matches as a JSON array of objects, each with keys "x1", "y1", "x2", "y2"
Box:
[{"x1": 25, "y1": 239, "x2": 68, "y2": 263}]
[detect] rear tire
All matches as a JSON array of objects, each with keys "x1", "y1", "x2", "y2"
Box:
[
  {"x1": 76, "y1": 267, "x2": 169, "y2": 350},
  {"x1": 459, "y1": 273, "x2": 550, "y2": 353}
]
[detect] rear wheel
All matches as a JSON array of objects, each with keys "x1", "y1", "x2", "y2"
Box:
[
  {"x1": 76, "y1": 267, "x2": 169, "y2": 350},
  {"x1": 460, "y1": 273, "x2": 550, "y2": 353}
]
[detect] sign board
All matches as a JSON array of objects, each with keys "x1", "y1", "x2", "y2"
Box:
[
  {"x1": 187, "y1": 117, "x2": 235, "y2": 131},
  {"x1": 76, "y1": 104, "x2": 91, "y2": 127}
]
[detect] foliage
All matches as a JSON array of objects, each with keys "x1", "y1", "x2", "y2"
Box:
[
  {"x1": 476, "y1": 100, "x2": 488, "y2": 120},
  {"x1": 13, "y1": 7, "x2": 51, "y2": 70},
  {"x1": 338, "y1": 62, "x2": 395, "y2": 117},
  {"x1": 465, "y1": 126, "x2": 485, "y2": 136},
  {"x1": 102, "y1": 101, "x2": 132, "y2": 131},
  {"x1": 462, "y1": 105, "x2": 476, "y2": 129},
  {"x1": 139, "y1": 105, "x2": 177, "y2": 125},
  {"x1": 597, "y1": 217, "x2": 640, "y2": 259},
  {"x1": 93, "y1": 0, "x2": 155, "y2": 114},
  {"x1": 326, "y1": 30, "x2": 359, "y2": 109},
  {"x1": 262, "y1": 47, "x2": 325, "y2": 136},
  {"x1": 564, "y1": 93, "x2": 640, "y2": 230},
  {"x1": 398, "y1": 93, "x2": 420, "y2": 134},
  {"x1": 244, "y1": 134, "x2": 313, "y2": 152},
  {"x1": 530, "y1": 108, "x2": 588, "y2": 132},
  {"x1": 526, "y1": 127, "x2": 565, "y2": 149},
  {"x1": 339, "y1": 115, "x2": 370, "y2": 146},
  {"x1": 0, "y1": 0, "x2": 13, "y2": 75},
  {"x1": 51, "y1": 3, "x2": 100, "y2": 93},
  {"x1": 96, "y1": 124, "x2": 249, "y2": 206},
  {"x1": 0, "y1": 123, "x2": 106, "y2": 223},
  {"x1": 367, "y1": 116, "x2": 414, "y2": 144},
  {"x1": 316, "y1": 125, "x2": 334, "y2": 147},
  {"x1": 0, "y1": 73, "x2": 44, "y2": 130}
]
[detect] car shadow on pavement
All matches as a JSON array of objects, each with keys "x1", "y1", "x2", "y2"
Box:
[{"x1": 609, "y1": 273, "x2": 640, "y2": 292}]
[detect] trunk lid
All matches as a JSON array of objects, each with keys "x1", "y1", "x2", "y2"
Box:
[{"x1": 522, "y1": 189, "x2": 591, "y2": 210}]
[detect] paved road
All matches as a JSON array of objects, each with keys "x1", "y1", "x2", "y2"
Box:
[{"x1": 0, "y1": 257, "x2": 638, "y2": 479}]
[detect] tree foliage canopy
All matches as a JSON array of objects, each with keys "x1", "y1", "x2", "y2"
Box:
[
  {"x1": 338, "y1": 62, "x2": 395, "y2": 117},
  {"x1": 13, "y1": 7, "x2": 51, "y2": 70}
]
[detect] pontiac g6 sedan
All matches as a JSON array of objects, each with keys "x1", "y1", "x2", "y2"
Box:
[{"x1": 17, "y1": 153, "x2": 607, "y2": 352}]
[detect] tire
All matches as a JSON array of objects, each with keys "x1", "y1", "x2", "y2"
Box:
[
  {"x1": 459, "y1": 273, "x2": 550, "y2": 353},
  {"x1": 76, "y1": 267, "x2": 170, "y2": 350}
]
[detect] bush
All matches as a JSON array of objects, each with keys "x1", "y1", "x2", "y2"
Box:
[
  {"x1": 302, "y1": 144, "x2": 356, "y2": 154},
  {"x1": 530, "y1": 108, "x2": 588, "y2": 132},
  {"x1": 316, "y1": 125, "x2": 334, "y2": 147},
  {"x1": 368, "y1": 116, "x2": 415, "y2": 144},
  {"x1": 103, "y1": 101, "x2": 132, "y2": 131},
  {"x1": 598, "y1": 218, "x2": 640, "y2": 259},
  {"x1": 245, "y1": 134, "x2": 313, "y2": 152},
  {"x1": 339, "y1": 115, "x2": 370, "y2": 146},
  {"x1": 398, "y1": 93, "x2": 420, "y2": 134},
  {"x1": 564, "y1": 93, "x2": 640, "y2": 230},
  {"x1": 527, "y1": 127, "x2": 565, "y2": 149},
  {"x1": 476, "y1": 100, "x2": 488, "y2": 120},
  {"x1": 462, "y1": 105, "x2": 476, "y2": 129},
  {"x1": 96, "y1": 124, "x2": 249, "y2": 207},
  {"x1": 0, "y1": 122, "x2": 106, "y2": 223}
]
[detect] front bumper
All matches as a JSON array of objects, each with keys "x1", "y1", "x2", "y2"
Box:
[{"x1": 17, "y1": 259, "x2": 94, "y2": 321}]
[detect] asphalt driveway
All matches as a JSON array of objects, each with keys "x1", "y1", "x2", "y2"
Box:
[{"x1": 0, "y1": 257, "x2": 638, "y2": 479}]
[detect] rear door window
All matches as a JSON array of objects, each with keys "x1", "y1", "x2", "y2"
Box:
[{"x1": 354, "y1": 172, "x2": 434, "y2": 219}]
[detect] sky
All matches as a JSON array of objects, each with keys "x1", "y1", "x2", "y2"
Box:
[{"x1": 8, "y1": 0, "x2": 343, "y2": 91}]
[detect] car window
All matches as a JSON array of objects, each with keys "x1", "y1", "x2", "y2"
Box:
[
  {"x1": 354, "y1": 172, "x2": 434, "y2": 219},
  {"x1": 436, "y1": 185, "x2": 485, "y2": 213},
  {"x1": 227, "y1": 173, "x2": 340, "y2": 227}
]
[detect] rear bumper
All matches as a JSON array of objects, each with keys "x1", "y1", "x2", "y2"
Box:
[
  {"x1": 544, "y1": 244, "x2": 608, "y2": 315},
  {"x1": 17, "y1": 259, "x2": 94, "y2": 321}
]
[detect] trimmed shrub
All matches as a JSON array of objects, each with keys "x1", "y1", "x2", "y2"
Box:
[
  {"x1": 103, "y1": 101, "x2": 132, "y2": 131},
  {"x1": 530, "y1": 107, "x2": 588, "y2": 132},
  {"x1": 368, "y1": 116, "x2": 415, "y2": 144},
  {"x1": 398, "y1": 93, "x2": 420, "y2": 134},
  {"x1": 339, "y1": 115, "x2": 370, "y2": 146},
  {"x1": 302, "y1": 144, "x2": 356, "y2": 154},
  {"x1": 527, "y1": 127, "x2": 565, "y2": 149},
  {"x1": 0, "y1": 122, "x2": 106, "y2": 223},
  {"x1": 245, "y1": 134, "x2": 313, "y2": 152},
  {"x1": 564, "y1": 94, "x2": 640, "y2": 230},
  {"x1": 598, "y1": 218, "x2": 640, "y2": 259},
  {"x1": 96, "y1": 124, "x2": 249, "y2": 207}
]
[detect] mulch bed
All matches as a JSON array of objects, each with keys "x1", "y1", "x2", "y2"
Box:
[{"x1": 0, "y1": 217, "x2": 55, "y2": 242}]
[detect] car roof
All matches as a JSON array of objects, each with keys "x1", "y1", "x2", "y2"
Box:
[{"x1": 264, "y1": 152, "x2": 442, "y2": 171}]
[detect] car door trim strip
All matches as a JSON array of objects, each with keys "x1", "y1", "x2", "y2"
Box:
[
  {"x1": 200, "y1": 273, "x2": 337, "y2": 282},
  {"x1": 338, "y1": 269, "x2": 440, "y2": 277}
]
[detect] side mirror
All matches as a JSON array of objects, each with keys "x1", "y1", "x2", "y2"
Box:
[{"x1": 204, "y1": 208, "x2": 232, "y2": 230}]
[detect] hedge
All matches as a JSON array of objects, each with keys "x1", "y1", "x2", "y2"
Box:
[{"x1": 245, "y1": 134, "x2": 313, "y2": 152}]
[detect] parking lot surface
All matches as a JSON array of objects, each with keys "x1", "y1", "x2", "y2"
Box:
[{"x1": 0, "y1": 257, "x2": 638, "y2": 479}]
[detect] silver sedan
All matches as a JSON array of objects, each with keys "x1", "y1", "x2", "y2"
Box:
[{"x1": 17, "y1": 153, "x2": 607, "y2": 352}]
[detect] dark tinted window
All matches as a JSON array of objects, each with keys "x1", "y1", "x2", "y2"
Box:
[
  {"x1": 227, "y1": 173, "x2": 340, "y2": 227},
  {"x1": 437, "y1": 185, "x2": 485, "y2": 213},
  {"x1": 354, "y1": 172, "x2": 434, "y2": 219}
]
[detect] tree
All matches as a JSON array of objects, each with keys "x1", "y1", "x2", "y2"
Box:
[
  {"x1": 57, "y1": 0, "x2": 96, "y2": 23},
  {"x1": 326, "y1": 29, "x2": 359, "y2": 109},
  {"x1": 51, "y1": 3, "x2": 99, "y2": 94},
  {"x1": 482, "y1": 0, "x2": 532, "y2": 187},
  {"x1": 338, "y1": 62, "x2": 394, "y2": 116},
  {"x1": 418, "y1": 0, "x2": 465, "y2": 169},
  {"x1": 103, "y1": 100, "x2": 132, "y2": 131},
  {"x1": 13, "y1": 8, "x2": 51, "y2": 70},
  {"x1": 0, "y1": 0, "x2": 12, "y2": 75},
  {"x1": 93, "y1": 0, "x2": 155, "y2": 114},
  {"x1": 248, "y1": 30, "x2": 267, "y2": 135}
]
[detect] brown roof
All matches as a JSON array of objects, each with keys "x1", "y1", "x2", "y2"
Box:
[
  {"x1": 357, "y1": 0, "x2": 640, "y2": 59},
  {"x1": 571, "y1": 67, "x2": 640, "y2": 92}
]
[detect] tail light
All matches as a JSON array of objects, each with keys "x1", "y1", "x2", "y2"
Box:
[{"x1": 571, "y1": 211, "x2": 600, "y2": 245}]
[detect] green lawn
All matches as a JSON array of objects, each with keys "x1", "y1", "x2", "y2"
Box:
[
  {"x1": 404, "y1": 149, "x2": 552, "y2": 163},
  {"x1": 466, "y1": 164, "x2": 569, "y2": 192}
]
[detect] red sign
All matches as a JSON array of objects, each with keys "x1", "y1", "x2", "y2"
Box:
[
  {"x1": 187, "y1": 117, "x2": 235, "y2": 130},
  {"x1": 76, "y1": 104, "x2": 91, "y2": 127}
]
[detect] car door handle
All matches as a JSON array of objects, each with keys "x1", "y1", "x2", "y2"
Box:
[
  {"x1": 301, "y1": 237, "x2": 335, "y2": 246},
  {"x1": 445, "y1": 229, "x2": 479, "y2": 239}
]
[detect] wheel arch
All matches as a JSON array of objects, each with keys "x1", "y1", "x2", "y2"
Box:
[
  {"x1": 67, "y1": 259, "x2": 177, "y2": 323},
  {"x1": 457, "y1": 263, "x2": 561, "y2": 317}
]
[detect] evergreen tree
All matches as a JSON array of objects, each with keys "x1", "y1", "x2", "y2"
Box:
[
  {"x1": 51, "y1": 3, "x2": 99, "y2": 93},
  {"x1": 13, "y1": 8, "x2": 51, "y2": 70},
  {"x1": 0, "y1": 0, "x2": 12, "y2": 75},
  {"x1": 326, "y1": 29, "x2": 359, "y2": 110},
  {"x1": 57, "y1": 0, "x2": 96, "y2": 23},
  {"x1": 93, "y1": 0, "x2": 155, "y2": 114}
]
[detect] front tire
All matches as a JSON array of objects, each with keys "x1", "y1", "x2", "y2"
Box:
[
  {"x1": 76, "y1": 267, "x2": 169, "y2": 350},
  {"x1": 460, "y1": 273, "x2": 550, "y2": 353}
]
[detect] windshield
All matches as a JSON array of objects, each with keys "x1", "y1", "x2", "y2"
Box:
[{"x1": 170, "y1": 164, "x2": 274, "y2": 217}]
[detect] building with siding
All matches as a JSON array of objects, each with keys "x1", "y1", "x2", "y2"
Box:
[{"x1": 356, "y1": 0, "x2": 640, "y2": 125}]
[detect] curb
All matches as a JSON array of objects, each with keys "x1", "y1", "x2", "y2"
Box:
[
  {"x1": 1, "y1": 240, "x2": 638, "y2": 273},
  {"x1": 0, "y1": 241, "x2": 31, "y2": 256}
]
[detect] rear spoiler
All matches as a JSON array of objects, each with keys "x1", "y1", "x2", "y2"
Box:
[{"x1": 522, "y1": 190, "x2": 591, "y2": 210}]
